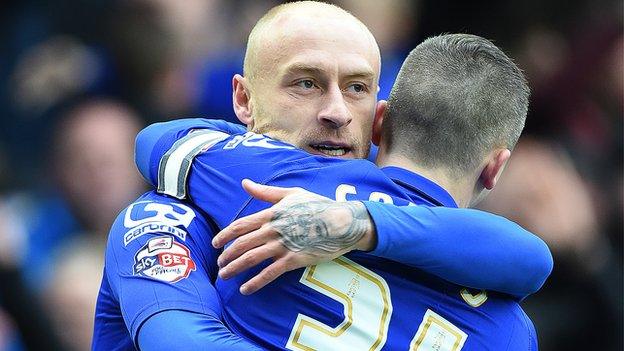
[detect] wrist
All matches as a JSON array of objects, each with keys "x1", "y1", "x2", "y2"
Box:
[{"x1": 353, "y1": 202, "x2": 377, "y2": 251}]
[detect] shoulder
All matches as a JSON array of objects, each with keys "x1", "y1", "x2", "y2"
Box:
[
  {"x1": 109, "y1": 191, "x2": 210, "y2": 248},
  {"x1": 197, "y1": 132, "x2": 307, "y2": 165},
  {"x1": 105, "y1": 191, "x2": 219, "y2": 285},
  {"x1": 189, "y1": 132, "x2": 378, "y2": 184}
]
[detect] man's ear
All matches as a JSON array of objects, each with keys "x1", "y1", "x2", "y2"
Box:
[
  {"x1": 371, "y1": 100, "x2": 387, "y2": 146},
  {"x1": 480, "y1": 148, "x2": 511, "y2": 190},
  {"x1": 232, "y1": 74, "x2": 253, "y2": 127}
]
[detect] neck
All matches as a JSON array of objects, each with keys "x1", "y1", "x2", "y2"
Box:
[{"x1": 376, "y1": 152, "x2": 476, "y2": 208}]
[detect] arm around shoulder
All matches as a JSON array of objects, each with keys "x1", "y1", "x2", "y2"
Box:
[
  {"x1": 362, "y1": 201, "x2": 553, "y2": 299},
  {"x1": 134, "y1": 118, "x2": 245, "y2": 186}
]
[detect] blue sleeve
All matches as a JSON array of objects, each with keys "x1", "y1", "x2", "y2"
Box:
[
  {"x1": 147, "y1": 123, "x2": 306, "y2": 229},
  {"x1": 134, "y1": 119, "x2": 554, "y2": 298},
  {"x1": 135, "y1": 118, "x2": 246, "y2": 185},
  {"x1": 104, "y1": 192, "x2": 242, "y2": 345},
  {"x1": 363, "y1": 201, "x2": 554, "y2": 299},
  {"x1": 138, "y1": 310, "x2": 263, "y2": 351}
]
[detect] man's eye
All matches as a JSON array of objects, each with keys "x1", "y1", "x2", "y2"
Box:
[
  {"x1": 346, "y1": 83, "x2": 366, "y2": 93},
  {"x1": 295, "y1": 80, "x2": 315, "y2": 89}
]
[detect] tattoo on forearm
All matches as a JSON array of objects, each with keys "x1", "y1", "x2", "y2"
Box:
[{"x1": 271, "y1": 200, "x2": 370, "y2": 254}]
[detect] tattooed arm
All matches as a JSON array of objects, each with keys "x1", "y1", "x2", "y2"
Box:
[
  {"x1": 271, "y1": 199, "x2": 373, "y2": 255},
  {"x1": 213, "y1": 180, "x2": 376, "y2": 295},
  {"x1": 214, "y1": 180, "x2": 551, "y2": 299}
]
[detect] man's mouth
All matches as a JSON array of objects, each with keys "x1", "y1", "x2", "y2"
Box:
[{"x1": 309, "y1": 143, "x2": 351, "y2": 157}]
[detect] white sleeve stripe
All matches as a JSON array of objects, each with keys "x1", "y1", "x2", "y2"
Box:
[{"x1": 157, "y1": 130, "x2": 229, "y2": 199}]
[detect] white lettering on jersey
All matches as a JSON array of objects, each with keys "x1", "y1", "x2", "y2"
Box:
[
  {"x1": 369, "y1": 192, "x2": 394, "y2": 204},
  {"x1": 224, "y1": 132, "x2": 295, "y2": 150},
  {"x1": 288, "y1": 260, "x2": 470, "y2": 351},
  {"x1": 286, "y1": 257, "x2": 392, "y2": 351},
  {"x1": 335, "y1": 184, "x2": 409, "y2": 205},
  {"x1": 122, "y1": 201, "x2": 196, "y2": 246},
  {"x1": 410, "y1": 309, "x2": 468, "y2": 350},
  {"x1": 335, "y1": 184, "x2": 357, "y2": 202}
]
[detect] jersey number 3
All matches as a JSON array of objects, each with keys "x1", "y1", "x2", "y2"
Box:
[{"x1": 286, "y1": 257, "x2": 468, "y2": 351}]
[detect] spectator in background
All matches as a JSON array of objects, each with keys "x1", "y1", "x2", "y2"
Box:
[
  {"x1": 50, "y1": 100, "x2": 145, "y2": 236},
  {"x1": 478, "y1": 138, "x2": 621, "y2": 350},
  {"x1": 0, "y1": 98, "x2": 145, "y2": 350},
  {"x1": 195, "y1": 0, "x2": 280, "y2": 123},
  {"x1": 340, "y1": 0, "x2": 419, "y2": 100},
  {"x1": 44, "y1": 99, "x2": 145, "y2": 350},
  {"x1": 45, "y1": 242, "x2": 109, "y2": 351},
  {"x1": 512, "y1": 14, "x2": 623, "y2": 349},
  {"x1": 0, "y1": 141, "x2": 64, "y2": 350}
]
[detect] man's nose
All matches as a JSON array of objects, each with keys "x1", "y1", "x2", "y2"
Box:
[{"x1": 317, "y1": 86, "x2": 352, "y2": 129}]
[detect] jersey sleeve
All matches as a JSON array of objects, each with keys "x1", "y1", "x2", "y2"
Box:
[
  {"x1": 362, "y1": 201, "x2": 554, "y2": 299},
  {"x1": 135, "y1": 118, "x2": 246, "y2": 185},
  {"x1": 138, "y1": 310, "x2": 263, "y2": 351},
  {"x1": 136, "y1": 118, "x2": 304, "y2": 228},
  {"x1": 134, "y1": 118, "x2": 553, "y2": 299},
  {"x1": 103, "y1": 192, "x2": 254, "y2": 347}
]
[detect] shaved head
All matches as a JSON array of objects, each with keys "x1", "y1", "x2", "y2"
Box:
[
  {"x1": 243, "y1": 1, "x2": 380, "y2": 85},
  {"x1": 232, "y1": 0, "x2": 382, "y2": 159}
]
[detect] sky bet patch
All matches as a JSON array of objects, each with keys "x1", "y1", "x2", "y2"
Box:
[{"x1": 133, "y1": 236, "x2": 196, "y2": 283}]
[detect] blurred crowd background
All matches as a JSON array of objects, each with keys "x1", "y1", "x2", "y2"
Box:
[{"x1": 0, "y1": 0, "x2": 621, "y2": 350}]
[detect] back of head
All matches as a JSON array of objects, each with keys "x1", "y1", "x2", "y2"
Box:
[{"x1": 383, "y1": 34, "x2": 529, "y2": 178}]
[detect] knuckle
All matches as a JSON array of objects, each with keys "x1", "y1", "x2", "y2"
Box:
[
  {"x1": 220, "y1": 251, "x2": 231, "y2": 263},
  {"x1": 275, "y1": 261, "x2": 288, "y2": 275},
  {"x1": 282, "y1": 253, "x2": 296, "y2": 266},
  {"x1": 229, "y1": 221, "x2": 243, "y2": 233},
  {"x1": 285, "y1": 256, "x2": 304, "y2": 271},
  {"x1": 235, "y1": 237, "x2": 249, "y2": 249},
  {"x1": 264, "y1": 267, "x2": 279, "y2": 280},
  {"x1": 241, "y1": 252, "x2": 255, "y2": 265}
]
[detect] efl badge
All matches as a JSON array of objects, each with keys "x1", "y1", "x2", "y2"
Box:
[{"x1": 133, "y1": 236, "x2": 196, "y2": 283}]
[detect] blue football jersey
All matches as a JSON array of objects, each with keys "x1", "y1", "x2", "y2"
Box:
[
  {"x1": 151, "y1": 129, "x2": 539, "y2": 350},
  {"x1": 137, "y1": 119, "x2": 551, "y2": 299},
  {"x1": 93, "y1": 191, "x2": 223, "y2": 350}
]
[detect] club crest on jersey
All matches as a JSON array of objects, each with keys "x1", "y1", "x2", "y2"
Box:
[
  {"x1": 123, "y1": 201, "x2": 195, "y2": 246},
  {"x1": 133, "y1": 236, "x2": 196, "y2": 283}
]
